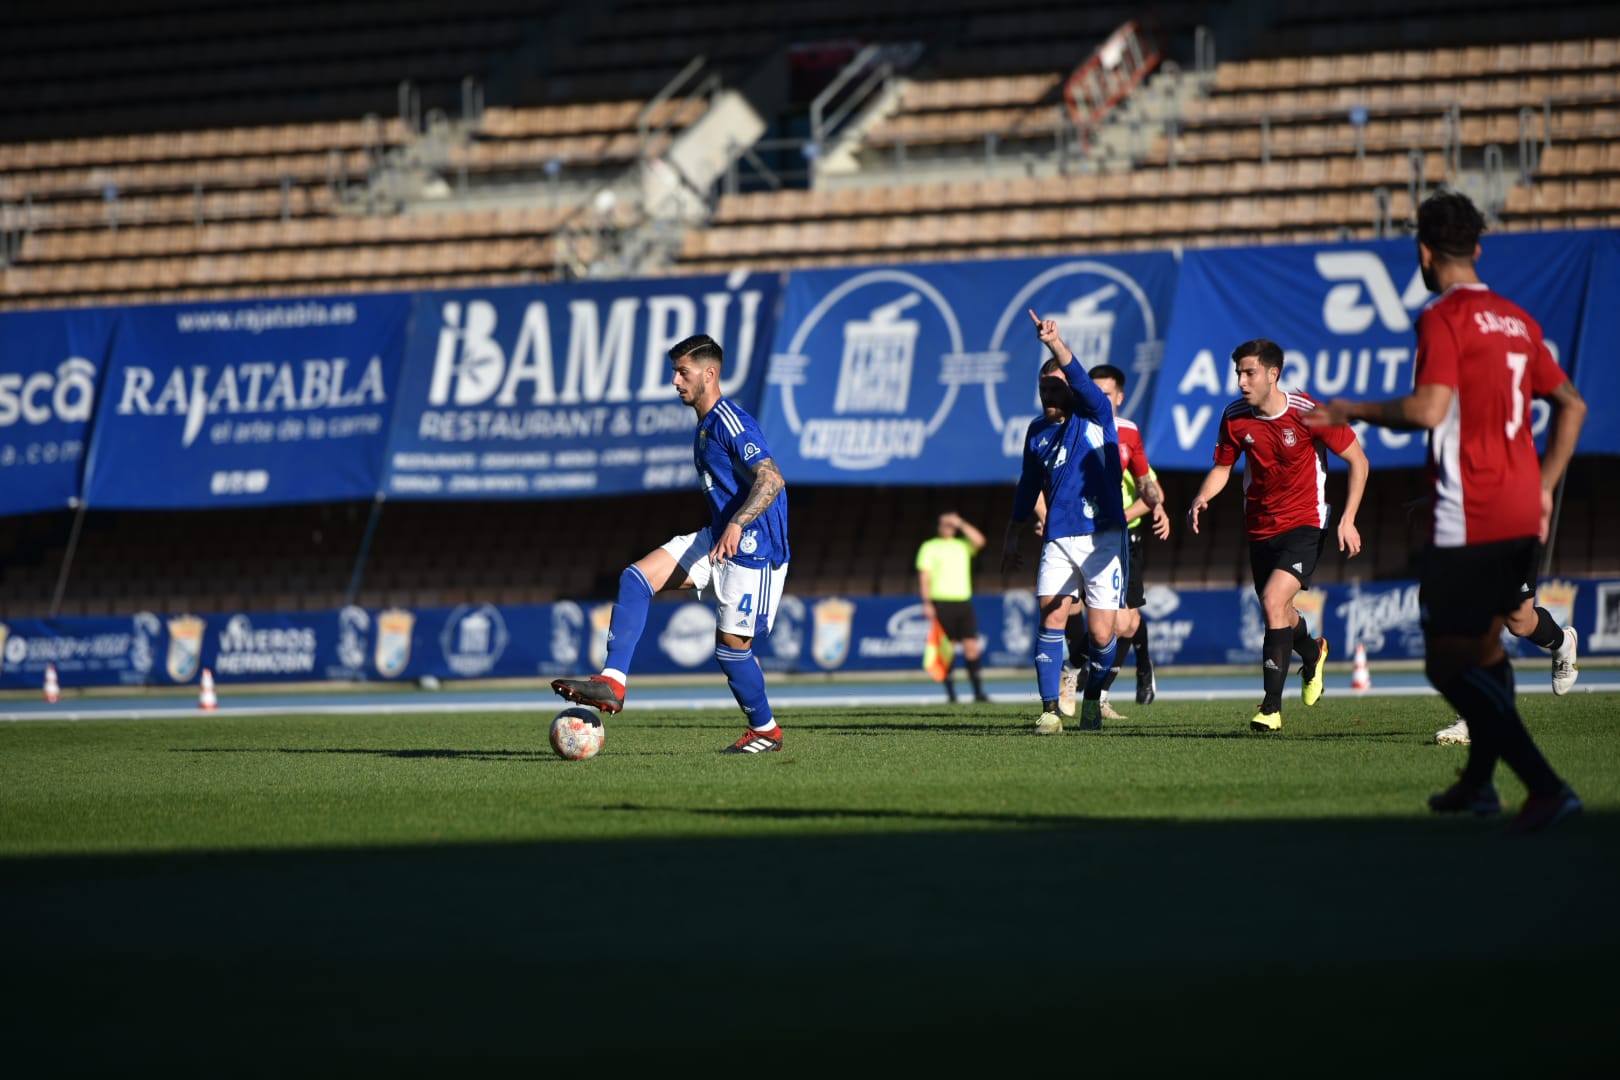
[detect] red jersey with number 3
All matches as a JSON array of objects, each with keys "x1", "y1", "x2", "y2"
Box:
[
  {"x1": 1415, "y1": 283, "x2": 1567, "y2": 547},
  {"x1": 1214, "y1": 390, "x2": 1356, "y2": 540}
]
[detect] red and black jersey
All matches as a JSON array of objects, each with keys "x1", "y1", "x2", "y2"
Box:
[
  {"x1": 1213, "y1": 390, "x2": 1357, "y2": 540},
  {"x1": 1415, "y1": 283, "x2": 1568, "y2": 547}
]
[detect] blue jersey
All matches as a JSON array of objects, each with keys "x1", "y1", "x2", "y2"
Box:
[
  {"x1": 1012, "y1": 358, "x2": 1125, "y2": 539},
  {"x1": 696, "y1": 397, "x2": 790, "y2": 567}
]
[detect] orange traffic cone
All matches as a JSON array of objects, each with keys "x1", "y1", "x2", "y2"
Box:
[
  {"x1": 43, "y1": 663, "x2": 60, "y2": 704},
  {"x1": 1350, "y1": 643, "x2": 1371, "y2": 692},
  {"x1": 198, "y1": 668, "x2": 218, "y2": 711}
]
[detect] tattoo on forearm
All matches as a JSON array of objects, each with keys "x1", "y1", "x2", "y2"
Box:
[
  {"x1": 1141, "y1": 479, "x2": 1163, "y2": 507},
  {"x1": 731, "y1": 458, "x2": 784, "y2": 530}
]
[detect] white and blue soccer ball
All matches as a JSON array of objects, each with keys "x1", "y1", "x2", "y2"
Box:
[{"x1": 550, "y1": 706, "x2": 605, "y2": 761}]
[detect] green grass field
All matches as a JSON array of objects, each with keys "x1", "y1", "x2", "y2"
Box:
[{"x1": 3, "y1": 691, "x2": 1617, "y2": 1073}]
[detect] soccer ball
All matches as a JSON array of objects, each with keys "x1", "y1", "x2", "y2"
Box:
[{"x1": 550, "y1": 706, "x2": 605, "y2": 761}]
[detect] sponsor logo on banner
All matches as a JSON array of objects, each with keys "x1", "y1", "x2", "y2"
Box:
[
  {"x1": 1001, "y1": 591, "x2": 1037, "y2": 656},
  {"x1": 114, "y1": 356, "x2": 387, "y2": 449},
  {"x1": 986, "y1": 263, "x2": 1166, "y2": 455},
  {"x1": 0, "y1": 623, "x2": 10, "y2": 672},
  {"x1": 130, "y1": 613, "x2": 160, "y2": 676},
  {"x1": 768, "y1": 595, "x2": 806, "y2": 661},
  {"x1": 441, "y1": 604, "x2": 508, "y2": 677},
  {"x1": 550, "y1": 602, "x2": 584, "y2": 668},
  {"x1": 1235, "y1": 592, "x2": 1267, "y2": 662},
  {"x1": 590, "y1": 604, "x2": 613, "y2": 671},
  {"x1": 857, "y1": 603, "x2": 932, "y2": 658},
  {"x1": 1139, "y1": 586, "x2": 1194, "y2": 663},
  {"x1": 214, "y1": 615, "x2": 318, "y2": 676},
  {"x1": 812, "y1": 598, "x2": 855, "y2": 669},
  {"x1": 658, "y1": 603, "x2": 717, "y2": 668},
  {"x1": 166, "y1": 615, "x2": 205, "y2": 682},
  {"x1": 0, "y1": 357, "x2": 98, "y2": 429},
  {"x1": 337, "y1": 607, "x2": 370, "y2": 670},
  {"x1": 1336, "y1": 583, "x2": 1423, "y2": 653},
  {"x1": 772, "y1": 272, "x2": 976, "y2": 471},
  {"x1": 375, "y1": 608, "x2": 415, "y2": 678},
  {"x1": 1594, "y1": 581, "x2": 1620, "y2": 651},
  {"x1": 1292, "y1": 587, "x2": 1326, "y2": 637}
]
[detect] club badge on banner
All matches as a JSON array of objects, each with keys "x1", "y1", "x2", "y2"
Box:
[
  {"x1": 381, "y1": 272, "x2": 780, "y2": 499},
  {"x1": 758, "y1": 252, "x2": 1178, "y2": 484},
  {"x1": 1143, "y1": 232, "x2": 1601, "y2": 470},
  {"x1": 82, "y1": 294, "x2": 413, "y2": 508}
]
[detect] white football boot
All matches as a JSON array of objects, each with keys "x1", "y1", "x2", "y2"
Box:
[
  {"x1": 1435, "y1": 718, "x2": 1470, "y2": 746},
  {"x1": 1551, "y1": 627, "x2": 1579, "y2": 696}
]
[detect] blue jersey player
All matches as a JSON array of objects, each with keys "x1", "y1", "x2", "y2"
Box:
[
  {"x1": 1002, "y1": 310, "x2": 1156, "y2": 734},
  {"x1": 552, "y1": 334, "x2": 791, "y2": 754}
]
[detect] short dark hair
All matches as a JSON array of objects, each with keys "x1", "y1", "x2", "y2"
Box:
[
  {"x1": 1416, "y1": 189, "x2": 1485, "y2": 259},
  {"x1": 1231, "y1": 338, "x2": 1283, "y2": 371},
  {"x1": 1089, "y1": 363, "x2": 1126, "y2": 390},
  {"x1": 669, "y1": 333, "x2": 723, "y2": 365}
]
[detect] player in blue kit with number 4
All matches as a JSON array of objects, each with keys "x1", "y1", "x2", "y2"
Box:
[{"x1": 552, "y1": 333, "x2": 791, "y2": 754}]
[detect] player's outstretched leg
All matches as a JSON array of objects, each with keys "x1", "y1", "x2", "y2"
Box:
[
  {"x1": 716, "y1": 642, "x2": 783, "y2": 754},
  {"x1": 550, "y1": 564, "x2": 653, "y2": 714},
  {"x1": 1034, "y1": 628, "x2": 1067, "y2": 734}
]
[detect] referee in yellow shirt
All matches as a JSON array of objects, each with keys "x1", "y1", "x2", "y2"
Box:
[{"x1": 916, "y1": 512, "x2": 990, "y2": 704}]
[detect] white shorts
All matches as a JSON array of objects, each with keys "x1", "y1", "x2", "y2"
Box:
[
  {"x1": 660, "y1": 528, "x2": 789, "y2": 638},
  {"x1": 1036, "y1": 528, "x2": 1127, "y2": 610}
]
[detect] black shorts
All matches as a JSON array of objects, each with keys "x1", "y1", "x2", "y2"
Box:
[
  {"x1": 1125, "y1": 529, "x2": 1146, "y2": 610},
  {"x1": 1249, "y1": 525, "x2": 1327, "y2": 594},
  {"x1": 932, "y1": 599, "x2": 979, "y2": 643},
  {"x1": 1420, "y1": 537, "x2": 1539, "y2": 637}
]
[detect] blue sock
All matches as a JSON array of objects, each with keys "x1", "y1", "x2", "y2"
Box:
[
  {"x1": 603, "y1": 565, "x2": 654, "y2": 675},
  {"x1": 1036, "y1": 630, "x2": 1066, "y2": 705},
  {"x1": 1086, "y1": 636, "x2": 1118, "y2": 700},
  {"x1": 716, "y1": 645, "x2": 774, "y2": 730}
]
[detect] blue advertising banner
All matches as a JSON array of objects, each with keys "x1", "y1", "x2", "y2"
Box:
[
  {"x1": 1571, "y1": 230, "x2": 1620, "y2": 454},
  {"x1": 757, "y1": 252, "x2": 1179, "y2": 483},
  {"x1": 0, "y1": 307, "x2": 118, "y2": 515},
  {"x1": 82, "y1": 294, "x2": 411, "y2": 509},
  {"x1": 1142, "y1": 231, "x2": 1605, "y2": 470},
  {"x1": 5, "y1": 575, "x2": 1618, "y2": 691},
  {"x1": 380, "y1": 272, "x2": 781, "y2": 499}
]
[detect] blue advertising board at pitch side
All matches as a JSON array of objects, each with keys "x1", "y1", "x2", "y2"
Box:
[
  {"x1": 0, "y1": 307, "x2": 118, "y2": 516},
  {"x1": 82, "y1": 294, "x2": 411, "y2": 508},
  {"x1": 758, "y1": 252, "x2": 1179, "y2": 484},
  {"x1": 1143, "y1": 231, "x2": 1603, "y2": 470},
  {"x1": 381, "y1": 272, "x2": 781, "y2": 500}
]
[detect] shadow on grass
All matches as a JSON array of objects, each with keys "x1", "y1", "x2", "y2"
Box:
[{"x1": 3, "y1": 812, "x2": 1617, "y2": 1071}]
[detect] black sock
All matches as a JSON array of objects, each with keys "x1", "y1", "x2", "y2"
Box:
[
  {"x1": 1100, "y1": 664, "x2": 1121, "y2": 695},
  {"x1": 1437, "y1": 658, "x2": 1562, "y2": 795},
  {"x1": 1262, "y1": 627, "x2": 1290, "y2": 712},
  {"x1": 1525, "y1": 606, "x2": 1564, "y2": 651},
  {"x1": 965, "y1": 656, "x2": 984, "y2": 697},
  {"x1": 1065, "y1": 618, "x2": 1087, "y2": 670},
  {"x1": 1133, "y1": 619, "x2": 1151, "y2": 672},
  {"x1": 1292, "y1": 617, "x2": 1320, "y2": 668}
]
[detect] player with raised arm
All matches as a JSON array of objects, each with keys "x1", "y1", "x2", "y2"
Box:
[
  {"x1": 1308, "y1": 190, "x2": 1587, "y2": 830},
  {"x1": 1188, "y1": 339, "x2": 1368, "y2": 733},
  {"x1": 1003, "y1": 310, "x2": 1158, "y2": 734},
  {"x1": 552, "y1": 334, "x2": 791, "y2": 755}
]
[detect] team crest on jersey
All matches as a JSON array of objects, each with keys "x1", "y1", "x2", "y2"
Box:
[
  {"x1": 165, "y1": 615, "x2": 205, "y2": 682},
  {"x1": 1281, "y1": 427, "x2": 1298, "y2": 447},
  {"x1": 811, "y1": 598, "x2": 855, "y2": 669},
  {"x1": 374, "y1": 608, "x2": 415, "y2": 678},
  {"x1": 739, "y1": 529, "x2": 759, "y2": 555}
]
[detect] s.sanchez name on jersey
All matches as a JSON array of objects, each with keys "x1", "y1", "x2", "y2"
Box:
[
  {"x1": 696, "y1": 396, "x2": 791, "y2": 567},
  {"x1": 1013, "y1": 358, "x2": 1125, "y2": 540}
]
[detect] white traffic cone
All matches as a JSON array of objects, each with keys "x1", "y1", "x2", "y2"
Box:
[
  {"x1": 198, "y1": 668, "x2": 218, "y2": 711},
  {"x1": 43, "y1": 663, "x2": 60, "y2": 704},
  {"x1": 1350, "y1": 643, "x2": 1372, "y2": 692}
]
